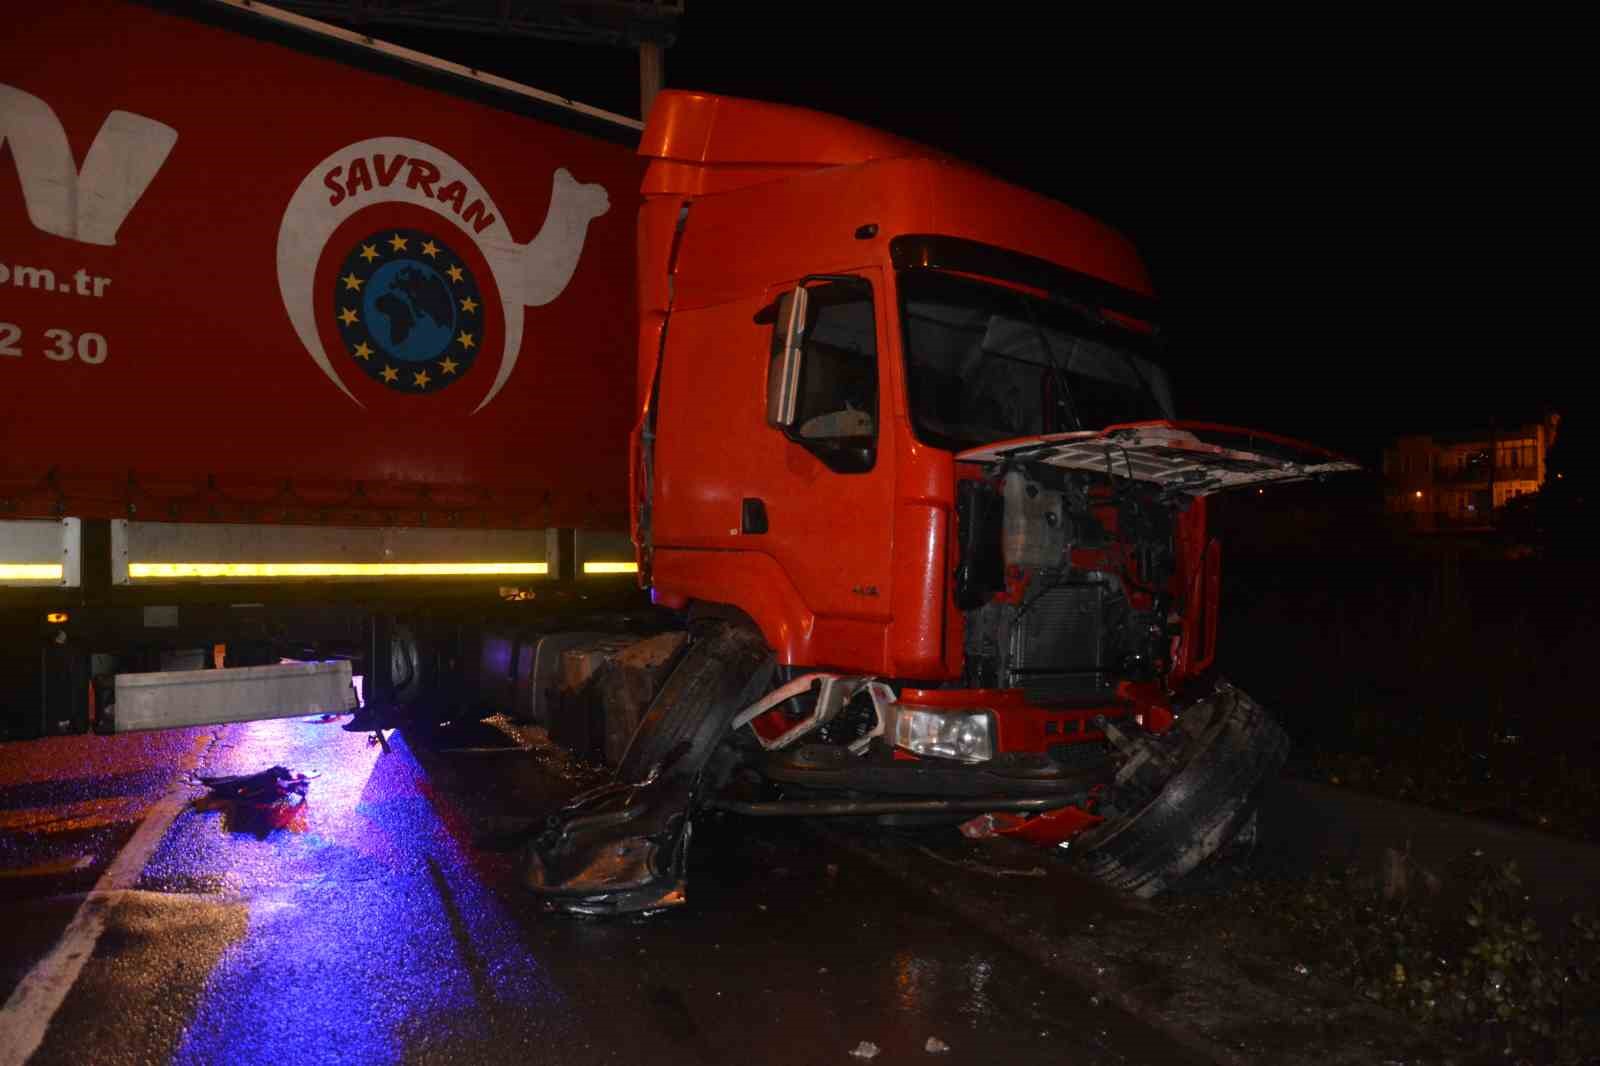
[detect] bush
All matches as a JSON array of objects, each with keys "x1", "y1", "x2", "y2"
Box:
[{"x1": 1253, "y1": 857, "x2": 1600, "y2": 1062}]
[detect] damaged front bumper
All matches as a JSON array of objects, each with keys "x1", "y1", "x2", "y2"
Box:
[{"x1": 526, "y1": 662, "x2": 1286, "y2": 913}]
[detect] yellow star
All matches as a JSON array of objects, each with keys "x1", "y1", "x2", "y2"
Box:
[
  {"x1": 420, "y1": 240, "x2": 440, "y2": 259},
  {"x1": 459, "y1": 296, "x2": 478, "y2": 314},
  {"x1": 338, "y1": 307, "x2": 359, "y2": 326},
  {"x1": 445, "y1": 264, "x2": 464, "y2": 283},
  {"x1": 380, "y1": 365, "x2": 399, "y2": 383},
  {"x1": 359, "y1": 244, "x2": 379, "y2": 263},
  {"x1": 342, "y1": 272, "x2": 364, "y2": 292},
  {"x1": 413, "y1": 369, "x2": 431, "y2": 388},
  {"x1": 439, "y1": 355, "x2": 460, "y2": 375},
  {"x1": 352, "y1": 341, "x2": 373, "y2": 360},
  {"x1": 388, "y1": 234, "x2": 408, "y2": 252},
  {"x1": 456, "y1": 331, "x2": 475, "y2": 350}
]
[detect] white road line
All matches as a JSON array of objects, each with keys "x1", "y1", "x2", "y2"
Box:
[{"x1": 0, "y1": 729, "x2": 218, "y2": 1066}]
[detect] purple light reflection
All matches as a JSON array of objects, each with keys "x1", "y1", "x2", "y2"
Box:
[{"x1": 169, "y1": 724, "x2": 559, "y2": 1065}]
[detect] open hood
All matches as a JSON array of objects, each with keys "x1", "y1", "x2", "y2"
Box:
[{"x1": 956, "y1": 421, "x2": 1360, "y2": 496}]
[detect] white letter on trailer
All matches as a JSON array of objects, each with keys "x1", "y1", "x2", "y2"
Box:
[{"x1": 0, "y1": 84, "x2": 177, "y2": 246}]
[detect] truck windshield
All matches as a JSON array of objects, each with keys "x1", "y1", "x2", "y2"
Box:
[{"x1": 899, "y1": 270, "x2": 1173, "y2": 451}]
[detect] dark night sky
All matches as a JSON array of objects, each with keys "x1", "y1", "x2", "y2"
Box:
[{"x1": 344, "y1": 4, "x2": 1573, "y2": 466}]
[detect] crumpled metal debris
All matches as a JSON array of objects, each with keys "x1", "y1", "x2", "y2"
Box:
[
  {"x1": 925, "y1": 1036, "x2": 951, "y2": 1054},
  {"x1": 848, "y1": 1041, "x2": 880, "y2": 1060},
  {"x1": 525, "y1": 621, "x2": 775, "y2": 916},
  {"x1": 192, "y1": 766, "x2": 314, "y2": 835}
]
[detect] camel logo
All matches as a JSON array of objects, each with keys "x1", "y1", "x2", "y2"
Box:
[{"x1": 277, "y1": 136, "x2": 610, "y2": 412}]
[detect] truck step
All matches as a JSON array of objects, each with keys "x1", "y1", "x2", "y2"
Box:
[{"x1": 108, "y1": 661, "x2": 358, "y2": 733}]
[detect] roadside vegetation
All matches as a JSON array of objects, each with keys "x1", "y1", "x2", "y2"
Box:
[
  {"x1": 1202, "y1": 491, "x2": 1600, "y2": 1059},
  {"x1": 1218, "y1": 547, "x2": 1600, "y2": 843},
  {"x1": 1172, "y1": 853, "x2": 1600, "y2": 1064}
]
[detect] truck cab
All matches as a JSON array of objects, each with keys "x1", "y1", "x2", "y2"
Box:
[
  {"x1": 525, "y1": 92, "x2": 1356, "y2": 912},
  {"x1": 635, "y1": 90, "x2": 1344, "y2": 739}
]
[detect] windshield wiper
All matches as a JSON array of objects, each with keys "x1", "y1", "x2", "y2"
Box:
[
  {"x1": 1018, "y1": 293, "x2": 1081, "y2": 431},
  {"x1": 1049, "y1": 293, "x2": 1163, "y2": 418}
]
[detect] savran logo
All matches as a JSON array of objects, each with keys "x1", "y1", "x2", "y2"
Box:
[{"x1": 277, "y1": 137, "x2": 611, "y2": 413}]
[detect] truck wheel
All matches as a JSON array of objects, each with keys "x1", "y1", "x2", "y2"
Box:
[
  {"x1": 1071, "y1": 683, "x2": 1288, "y2": 898},
  {"x1": 614, "y1": 619, "x2": 773, "y2": 785},
  {"x1": 385, "y1": 623, "x2": 429, "y2": 708}
]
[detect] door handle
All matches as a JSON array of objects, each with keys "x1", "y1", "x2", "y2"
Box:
[{"x1": 741, "y1": 498, "x2": 769, "y2": 535}]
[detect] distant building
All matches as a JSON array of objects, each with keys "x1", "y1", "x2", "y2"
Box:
[{"x1": 1382, "y1": 414, "x2": 1561, "y2": 529}]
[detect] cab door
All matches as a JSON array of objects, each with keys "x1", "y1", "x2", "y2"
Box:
[
  {"x1": 752, "y1": 271, "x2": 895, "y2": 624},
  {"x1": 650, "y1": 268, "x2": 896, "y2": 634}
]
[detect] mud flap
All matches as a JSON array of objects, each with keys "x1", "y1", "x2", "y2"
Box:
[
  {"x1": 524, "y1": 620, "x2": 773, "y2": 915},
  {"x1": 1071, "y1": 681, "x2": 1288, "y2": 898}
]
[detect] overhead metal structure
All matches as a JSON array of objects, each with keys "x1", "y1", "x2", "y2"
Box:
[
  {"x1": 262, "y1": 0, "x2": 680, "y2": 45},
  {"x1": 259, "y1": 0, "x2": 681, "y2": 115}
]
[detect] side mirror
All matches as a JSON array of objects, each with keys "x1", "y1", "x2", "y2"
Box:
[{"x1": 767, "y1": 285, "x2": 808, "y2": 428}]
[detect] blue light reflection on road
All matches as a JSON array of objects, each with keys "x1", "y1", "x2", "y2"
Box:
[{"x1": 165, "y1": 721, "x2": 560, "y2": 1066}]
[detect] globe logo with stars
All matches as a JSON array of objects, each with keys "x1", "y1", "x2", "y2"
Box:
[{"x1": 332, "y1": 228, "x2": 484, "y2": 393}]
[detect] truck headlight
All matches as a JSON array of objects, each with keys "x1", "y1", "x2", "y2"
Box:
[{"x1": 889, "y1": 706, "x2": 995, "y2": 763}]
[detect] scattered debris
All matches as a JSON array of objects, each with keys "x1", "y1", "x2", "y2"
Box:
[
  {"x1": 1293, "y1": 963, "x2": 1310, "y2": 977},
  {"x1": 924, "y1": 1037, "x2": 950, "y2": 1054},
  {"x1": 848, "y1": 1041, "x2": 880, "y2": 1060},
  {"x1": 195, "y1": 765, "x2": 311, "y2": 803},
  {"x1": 958, "y1": 812, "x2": 1026, "y2": 839},
  {"x1": 192, "y1": 765, "x2": 314, "y2": 835}
]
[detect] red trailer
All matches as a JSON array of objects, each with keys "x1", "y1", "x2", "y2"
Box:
[{"x1": 2, "y1": 0, "x2": 650, "y2": 736}]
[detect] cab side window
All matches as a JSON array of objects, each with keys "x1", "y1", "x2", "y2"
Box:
[{"x1": 768, "y1": 279, "x2": 877, "y2": 473}]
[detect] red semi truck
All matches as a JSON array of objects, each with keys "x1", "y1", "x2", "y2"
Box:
[{"x1": 3, "y1": 0, "x2": 1354, "y2": 912}]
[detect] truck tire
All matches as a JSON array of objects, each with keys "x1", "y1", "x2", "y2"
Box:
[
  {"x1": 1071, "y1": 683, "x2": 1288, "y2": 898},
  {"x1": 387, "y1": 623, "x2": 427, "y2": 708},
  {"x1": 614, "y1": 619, "x2": 773, "y2": 785}
]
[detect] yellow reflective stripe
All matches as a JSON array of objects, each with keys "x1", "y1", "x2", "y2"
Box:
[
  {"x1": 128, "y1": 562, "x2": 548, "y2": 579},
  {"x1": 582, "y1": 561, "x2": 638, "y2": 574},
  {"x1": 0, "y1": 564, "x2": 63, "y2": 581}
]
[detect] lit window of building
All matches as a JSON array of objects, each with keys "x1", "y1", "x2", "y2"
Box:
[{"x1": 1380, "y1": 414, "x2": 1560, "y2": 531}]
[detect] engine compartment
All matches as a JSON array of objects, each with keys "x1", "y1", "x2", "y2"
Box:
[{"x1": 956, "y1": 464, "x2": 1183, "y2": 705}]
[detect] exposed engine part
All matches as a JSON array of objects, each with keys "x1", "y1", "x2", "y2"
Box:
[
  {"x1": 1115, "y1": 483, "x2": 1177, "y2": 593},
  {"x1": 953, "y1": 478, "x2": 1005, "y2": 610},
  {"x1": 1002, "y1": 468, "x2": 1068, "y2": 569},
  {"x1": 964, "y1": 572, "x2": 1123, "y2": 702},
  {"x1": 960, "y1": 461, "x2": 1176, "y2": 698}
]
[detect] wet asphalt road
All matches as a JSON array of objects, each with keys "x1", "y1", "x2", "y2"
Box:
[{"x1": 0, "y1": 719, "x2": 1205, "y2": 1066}]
